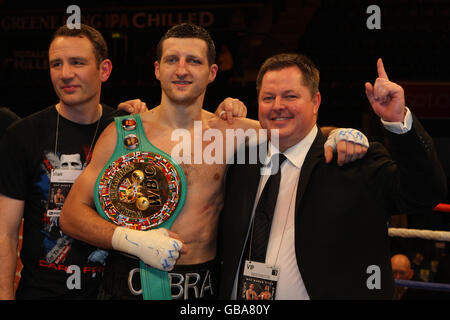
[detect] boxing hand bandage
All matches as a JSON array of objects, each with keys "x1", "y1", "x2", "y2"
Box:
[
  {"x1": 324, "y1": 128, "x2": 369, "y2": 150},
  {"x1": 112, "y1": 227, "x2": 183, "y2": 271}
]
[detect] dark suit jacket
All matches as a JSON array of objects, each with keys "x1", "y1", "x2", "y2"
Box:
[{"x1": 218, "y1": 116, "x2": 447, "y2": 299}]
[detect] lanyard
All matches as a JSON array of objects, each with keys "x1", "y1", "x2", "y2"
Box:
[{"x1": 53, "y1": 105, "x2": 101, "y2": 165}]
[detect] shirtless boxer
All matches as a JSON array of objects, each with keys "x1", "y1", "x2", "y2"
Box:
[{"x1": 60, "y1": 23, "x2": 368, "y2": 300}]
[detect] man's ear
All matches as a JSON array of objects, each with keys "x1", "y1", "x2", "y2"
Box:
[
  {"x1": 99, "y1": 59, "x2": 113, "y2": 82},
  {"x1": 208, "y1": 63, "x2": 218, "y2": 84},
  {"x1": 154, "y1": 61, "x2": 160, "y2": 80},
  {"x1": 313, "y1": 92, "x2": 321, "y2": 115}
]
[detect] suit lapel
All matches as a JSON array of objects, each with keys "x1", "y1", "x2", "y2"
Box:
[
  {"x1": 233, "y1": 143, "x2": 266, "y2": 245},
  {"x1": 242, "y1": 162, "x2": 261, "y2": 222},
  {"x1": 294, "y1": 128, "x2": 325, "y2": 214}
]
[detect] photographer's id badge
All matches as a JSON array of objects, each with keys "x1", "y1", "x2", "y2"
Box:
[
  {"x1": 238, "y1": 260, "x2": 279, "y2": 300},
  {"x1": 47, "y1": 169, "x2": 82, "y2": 217}
]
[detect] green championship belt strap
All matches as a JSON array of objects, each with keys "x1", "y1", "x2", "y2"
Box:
[{"x1": 94, "y1": 114, "x2": 187, "y2": 300}]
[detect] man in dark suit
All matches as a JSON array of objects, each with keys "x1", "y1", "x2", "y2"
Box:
[{"x1": 218, "y1": 53, "x2": 447, "y2": 300}]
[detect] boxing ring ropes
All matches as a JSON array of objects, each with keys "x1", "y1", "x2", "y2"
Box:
[{"x1": 389, "y1": 203, "x2": 450, "y2": 293}]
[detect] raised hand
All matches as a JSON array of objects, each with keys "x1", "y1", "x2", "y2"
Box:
[{"x1": 365, "y1": 58, "x2": 406, "y2": 122}]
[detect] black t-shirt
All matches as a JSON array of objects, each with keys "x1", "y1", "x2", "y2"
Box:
[
  {"x1": 0, "y1": 104, "x2": 118, "y2": 299},
  {"x1": 0, "y1": 107, "x2": 20, "y2": 138}
]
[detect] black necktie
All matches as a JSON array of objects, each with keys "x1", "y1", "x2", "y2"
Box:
[{"x1": 248, "y1": 153, "x2": 286, "y2": 262}]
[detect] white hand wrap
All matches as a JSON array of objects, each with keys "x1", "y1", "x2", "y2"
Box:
[
  {"x1": 324, "y1": 128, "x2": 369, "y2": 150},
  {"x1": 111, "y1": 227, "x2": 183, "y2": 271}
]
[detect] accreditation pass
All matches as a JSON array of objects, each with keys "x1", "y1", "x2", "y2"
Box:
[{"x1": 238, "y1": 260, "x2": 279, "y2": 300}]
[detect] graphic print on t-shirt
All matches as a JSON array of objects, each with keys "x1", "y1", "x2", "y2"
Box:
[{"x1": 37, "y1": 150, "x2": 108, "y2": 271}]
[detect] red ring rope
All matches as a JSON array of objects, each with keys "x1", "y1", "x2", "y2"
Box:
[{"x1": 434, "y1": 203, "x2": 450, "y2": 213}]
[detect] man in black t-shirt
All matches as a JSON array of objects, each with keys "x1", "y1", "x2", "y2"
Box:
[{"x1": 0, "y1": 24, "x2": 117, "y2": 299}]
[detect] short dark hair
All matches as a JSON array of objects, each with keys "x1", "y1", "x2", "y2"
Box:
[
  {"x1": 256, "y1": 53, "x2": 320, "y2": 97},
  {"x1": 50, "y1": 24, "x2": 108, "y2": 67},
  {"x1": 156, "y1": 23, "x2": 216, "y2": 65}
]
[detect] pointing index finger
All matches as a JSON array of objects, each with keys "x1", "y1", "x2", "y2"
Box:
[{"x1": 377, "y1": 58, "x2": 389, "y2": 80}]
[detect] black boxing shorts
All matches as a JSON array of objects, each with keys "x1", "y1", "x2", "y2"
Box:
[{"x1": 98, "y1": 251, "x2": 218, "y2": 300}]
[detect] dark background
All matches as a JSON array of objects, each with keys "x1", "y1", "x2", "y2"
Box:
[
  {"x1": 1, "y1": 0, "x2": 450, "y2": 288},
  {"x1": 1, "y1": 1, "x2": 449, "y2": 122}
]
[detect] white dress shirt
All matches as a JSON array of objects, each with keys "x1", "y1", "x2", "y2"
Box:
[{"x1": 264, "y1": 125, "x2": 318, "y2": 300}]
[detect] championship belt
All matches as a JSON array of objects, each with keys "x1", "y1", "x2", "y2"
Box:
[{"x1": 94, "y1": 114, "x2": 187, "y2": 300}]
